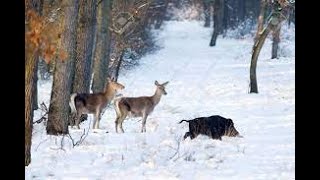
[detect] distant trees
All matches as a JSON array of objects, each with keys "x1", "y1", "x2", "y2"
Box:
[
  {"x1": 202, "y1": 0, "x2": 212, "y2": 27},
  {"x1": 208, "y1": 0, "x2": 263, "y2": 46},
  {"x1": 109, "y1": 0, "x2": 152, "y2": 80},
  {"x1": 209, "y1": 0, "x2": 224, "y2": 46},
  {"x1": 146, "y1": 0, "x2": 169, "y2": 29}
]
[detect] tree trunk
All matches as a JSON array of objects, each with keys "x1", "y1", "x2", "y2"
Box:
[
  {"x1": 46, "y1": 0, "x2": 80, "y2": 135},
  {"x1": 222, "y1": 0, "x2": 229, "y2": 34},
  {"x1": 25, "y1": 53, "x2": 38, "y2": 166},
  {"x1": 250, "y1": 9, "x2": 284, "y2": 93},
  {"x1": 25, "y1": 0, "x2": 44, "y2": 167},
  {"x1": 228, "y1": 0, "x2": 238, "y2": 29},
  {"x1": 271, "y1": 23, "x2": 281, "y2": 59},
  {"x1": 203, "y1": 0, "x2": 211, "y2": 27},
  {"x1": 32, "y1": 61, "x2": 38, "y2": 110},
  {"x1": 210, "y1": 0, "x2": 224, "y2": 46},
  {"x1": 155, "y1": 0, "x2": 169, "y2": 29},
  {"x1": 92, "y1": 0, "x2": 112, "y2": 93},
  {"x1": 288, "y1": 7, "x2": 295, "y2": 26},
  {"x1": 238, "y1": 0, "x2": 245, "y2": 22},
  {"x1": 114, "y1": 51, "x2": 124, "y2": 82},
  {"x1": 73, "y1": 0, "x2": 97, "y2": 94},
  {"x1": 254, "y1": 0, "x2": 266, "y2": 43}
]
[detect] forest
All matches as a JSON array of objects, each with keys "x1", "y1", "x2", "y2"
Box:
[{"x1": 26, "y1": 0, "x2": 295, "y2": 179}]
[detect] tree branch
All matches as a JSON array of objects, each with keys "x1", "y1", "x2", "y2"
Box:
[
  {"x1": 67, "y1": 118, "x2": 92, "y2": 147},
  {"x1": 33, "y1": 102, "x2": 48, "y2": 124},
  {"x1": 169, "y1": 135, "x2": 182, "y2": 160},
  {"x1": 97, "y1": 0, "x2": 104, "y2": 7}
]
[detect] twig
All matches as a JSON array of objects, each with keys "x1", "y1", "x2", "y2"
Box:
[
  {"x1": 33, "y1": 114, "x2": 48, "y2": 124},
  {"x1": 169, "y1": 135, "x2": 182, "y2": 160},
  {"x1": 67, "y1": 118, "x2": 92, "y2": 147},
  {"x1": 33, "y1": 102, "x2": 49, "y2": 124},
  {"x1": 173, "y1": 151, "x2": 189, "y2": 162},
  {"x1": 97, "y1": 0, "x2": 104, "y2": 7},
  {"x1": 35, "y1": 138, "x2": 49, "y2": 151}
]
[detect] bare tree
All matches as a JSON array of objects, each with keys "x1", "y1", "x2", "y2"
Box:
[
  {"x1": 92, "y1": 0, "x2": 112, "y2": 93},
  {"x1": 46, "y1": 0, "x2": 80, "y2": 135},
  {"x1": 254, "y1": 0, "x2": 267, "y2": 43},
  {"x1": 249, "y1": 0, "x2": 288, "y2": 93}
]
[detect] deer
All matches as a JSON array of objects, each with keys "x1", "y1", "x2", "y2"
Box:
[
  {"x1": 69, "y1": 77, "x2": 125, "y2": 129},
  {"x1": 114, "y1": 80, "x2": 169, "y2": 133}
]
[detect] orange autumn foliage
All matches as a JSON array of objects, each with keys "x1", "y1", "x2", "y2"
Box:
[{"x1": 25, "y1": 9, "x2": 68, "y2": 64}]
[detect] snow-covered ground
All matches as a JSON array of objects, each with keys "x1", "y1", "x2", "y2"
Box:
[{"x1": 26, "y1": 21, "x2": 295, "y2": 180}]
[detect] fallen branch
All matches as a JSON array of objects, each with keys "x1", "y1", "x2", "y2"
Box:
[{"x1": 67, "y1": 118, "x2": 92, "y2": 148}]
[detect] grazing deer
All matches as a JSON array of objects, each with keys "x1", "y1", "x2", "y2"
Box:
[
  {"x1": 114, "y1": 80, "x2": 169, "y2": 133},
  {"x1": 69, "y1": 77, "x2": 125, "y2": 129}
]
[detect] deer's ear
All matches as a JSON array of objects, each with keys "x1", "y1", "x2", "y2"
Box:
[
  {"x1": 162, "y1": 81, "x2": 169, "y2": 86},
  {"x1": 111, "y1": 77, "x2": 115, "y2": 81},
  {"x1": 155, "y1": 80, "x2": 159, "y2": 86},
  {"x1": 107, "y1": 77, "x2": 111, "y2": 82}
]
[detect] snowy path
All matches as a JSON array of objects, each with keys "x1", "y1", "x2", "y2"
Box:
[{"x1": 26, "y1": 21, "x2": 295, "y2": 180}]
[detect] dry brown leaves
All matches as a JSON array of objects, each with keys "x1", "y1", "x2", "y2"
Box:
[{"x1": 26, "y1": 9, "x2": 68, "y2": 64}]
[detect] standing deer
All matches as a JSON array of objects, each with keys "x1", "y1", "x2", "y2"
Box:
[
  {"x1": 69, "y1": 77, "x2": 125, "y2": 129},
  {"x1": 114, "y1": 80, "x2": 169, "y2": 133}
]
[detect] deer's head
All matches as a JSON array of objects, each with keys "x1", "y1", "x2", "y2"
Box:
[
  {"x1": 107, "y1": 77, "x2": 125, "y2": 92},
  {"x1": 155, "y1": 80, "x2": 169, "y2": 95}
]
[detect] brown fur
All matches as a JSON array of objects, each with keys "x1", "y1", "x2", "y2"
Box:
[
  {"x1": 114, "y1": 80, "x2": 169, "y2": 133},
  {"x1": 70, "y1": 78, "x2": 125, "y2": 129}
]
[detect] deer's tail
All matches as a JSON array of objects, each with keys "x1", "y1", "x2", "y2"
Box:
[
  {"x1": 69, "y1": 93, "x2": 77, "y2": 114},
  {"x1": 178, "y1": 120, "x2": 189, "y2": 124}
]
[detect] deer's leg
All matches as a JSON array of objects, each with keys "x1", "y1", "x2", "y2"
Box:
[
  {"x1": 115, "y1": 115, "x2": 120, "y2": 133},
  {"x1": 92, "y1": 115, "x2": 97, "y2": 129},
  {"x1": 96, "y1": 110, "x2": 101, "y2": 129},
  {"x1": 141, "y1": 114, "x2": 148, "y2": 133},
  {"x1": 114, "y1": 108, "x2": 121, "y2": 133},
  {"x1": 93, "y1": 109, "x2": 101, "y2": 129},
  {"x1": 119, "y1": 115, "x2": 125, "y2": 133},
  {"x1": 119, "y1": 111, "x2": 127, "y2": 133},
  {"x1": 75, "y1": 112, "x2": 82, "y2": 129},
  {"x1": 115, "y1": 111, "x2": 125, "y2": 133}
]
